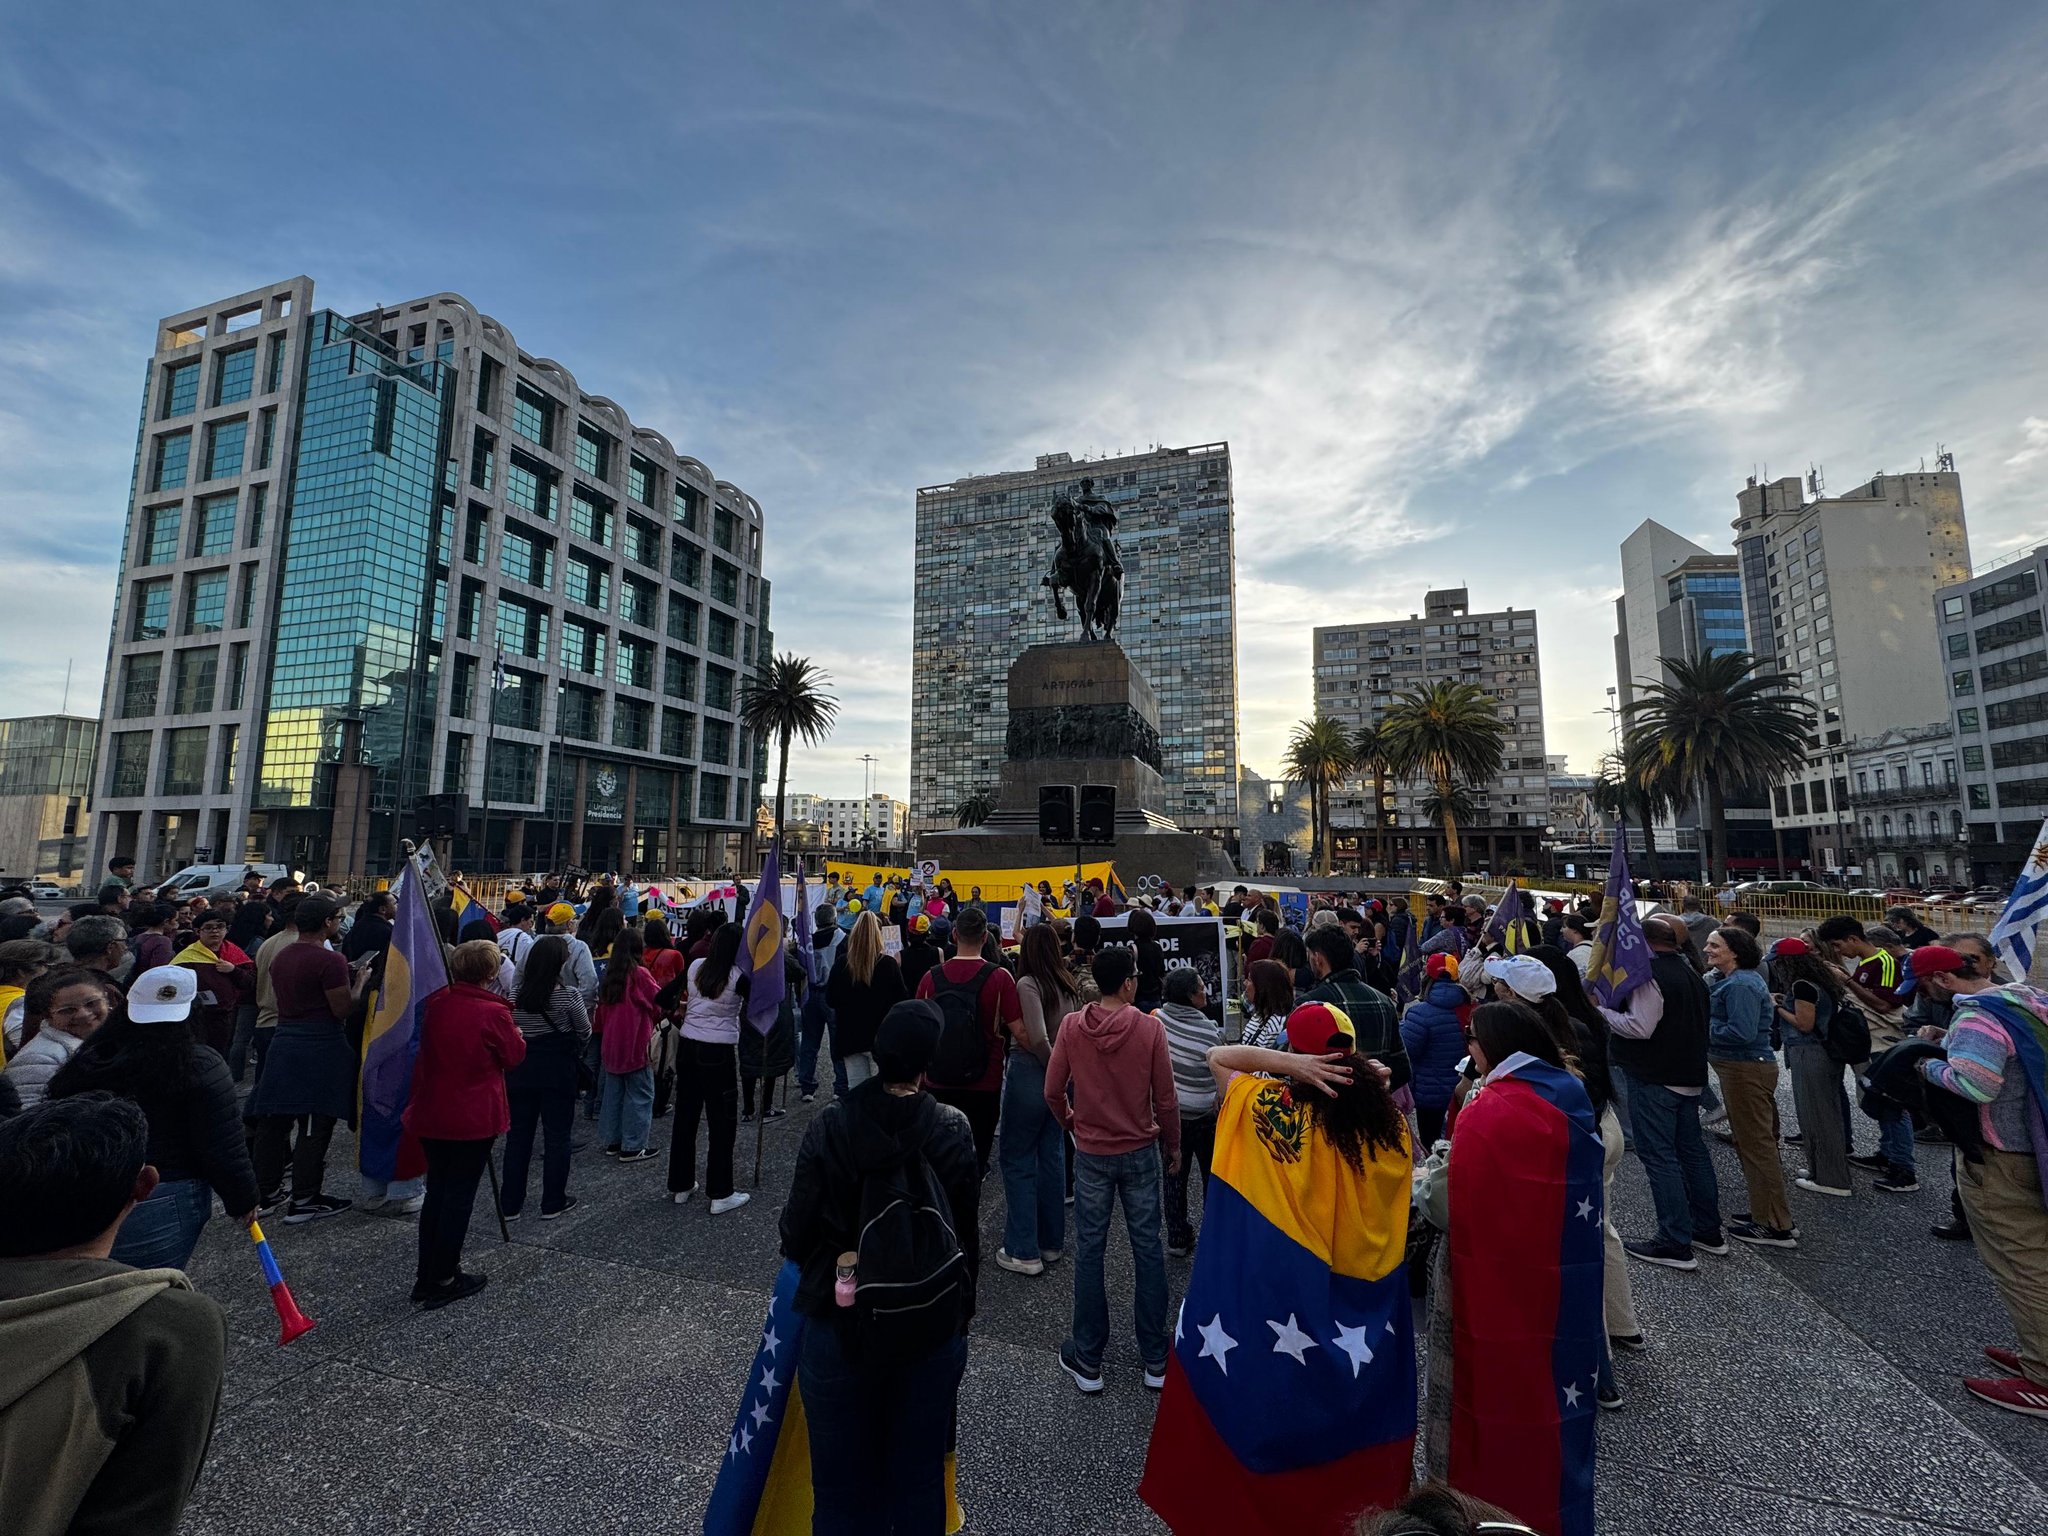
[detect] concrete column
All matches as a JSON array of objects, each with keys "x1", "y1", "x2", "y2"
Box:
[
  {"x1": 622, "y1": 765, "x2": 639, "y2": 878},
  {"x1": 665, "y1": 773, "x2": 680, "y2": 879},
  {"x1": 504, "y1": 816, "x2": 526, "y2": 872},
  {"x1": 567, "y1": 758, "x2": 588, "y2": 867}
]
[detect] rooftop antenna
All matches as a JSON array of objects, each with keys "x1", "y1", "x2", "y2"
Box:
[
  {"x1": 1807, "y1": 463, "x2": 1824, "y2": 498},
  {"x1": 1935, "y1": 443, "x2": 1956, "y2": 473},
  {"x1": 60, "y1": 658, "x2": 72, "y2": 713}
]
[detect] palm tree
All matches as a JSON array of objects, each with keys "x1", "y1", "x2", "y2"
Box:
[
  {"x1": 1622, "y1": 650, "x2": 1816, "y2": 884},
  {"x1": 1282, "y1": 715, "x2": 1357, "y2": 876},
  {"x1": 1592, "y1": 743, "x2": 1677, "y2": 882},
  {"x1": 1417, "y1": 783, "x2": 1479, "y2": 833},
  {"x1": 954, "y1": 789, "x2": 995, "y2": 827},
  {"x1": 1351, "y1": 721, "x2": 1394, "y2": 875},
  {"x1": 1379, "y1": 680, "x2": 1508, "y2": 875},
  {"x1": 738, "y1": 653, "x2": 840, "y2": 841}
]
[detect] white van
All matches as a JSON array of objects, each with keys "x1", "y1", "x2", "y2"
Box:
[{"x1": 155, "y1": 863, "x2": 298, "y2": 899}]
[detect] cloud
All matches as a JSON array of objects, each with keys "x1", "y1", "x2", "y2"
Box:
[{"x1": 2004, "y1": 417, "x2": 2048, "y2": 469}]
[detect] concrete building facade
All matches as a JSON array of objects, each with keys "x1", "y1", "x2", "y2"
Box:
[
  {"x1": 1840, "y1": 724, "x2": 1966, "y2": 889},
  {"x1": 1731, "y1": 467, "x2": 1971, "y2": 875},
  {"x1": 91, "y1": 279, "x2": 768, "y2": 885},
  {"x1": 909, "y1": 445, "x2": 1239, "y2": 851},
  {"x1": 0, "y1": 715, "x2": 95, "y2": 887},
  {"x1": 1314, "y1": 586, "x2": 1549, "y2": 874},
  {"x1": 1934, "y1": 544, "x2": 2048, "y2": 884},
  {"x1": 784, "y1": 793, "x2": 910, "y2": 858}
]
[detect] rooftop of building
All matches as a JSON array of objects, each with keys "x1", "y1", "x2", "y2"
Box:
[{"x1": 916, "y1": 440, "x2": 1230, "y2": 496}]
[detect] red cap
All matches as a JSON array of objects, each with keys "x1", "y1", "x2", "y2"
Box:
[
  {"x1": 1774, "y1": 936, "x2": 1810, "y2": 956},
  {"x1": 1908, "y1": 944, "x2": 1967, "y2": 978},
  {"x1": 1284, "y1": 1001, "x2": 1356, "y2": 1055},
  {"x1": 1425, "y1": 952, "x2": 1460, "y2": 981}
]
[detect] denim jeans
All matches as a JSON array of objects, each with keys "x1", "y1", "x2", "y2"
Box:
[
  {"x1": 599, "y1": 1065, "x2": 655, "y2": 1154},
  {"x1": 1620, "y1": 1071, "x2": 1721, "y2": 1248},
  {"x1": 504, "y1": 1031, "x2": 579, "y2": 1215},
  {"x1": 228, "y1": 1003, "x2": 259, "y2": 1083},
  {"x1": 800, "y1": 1320, "x2": 967, "y2": 1535},
  {"x1": 798, "y1": 991, "x2": 848, "y2": 1097},
  {"x1": 998, "y1": 1053, "x2": 1066, "y2": 1260},
  {"x1": 111, "y1": 1178, "x2": 212, "y2": 1270},
  {"x1": 1876, "y1": 1105, "x2": 1917, "y2": 1173},
  {"x1": 360, "y1": 1173, "x2": 425, "y2": 1204},
  {"x1": 1068, "y1": 1144, "x2": 1170, "y2": 1373}
]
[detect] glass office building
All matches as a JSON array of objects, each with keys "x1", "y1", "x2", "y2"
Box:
[
  {"x1": 0, "y1": 714, "x2": 96, "y2": 884},
  {"x1": 92, "y1": 279, "x2": 768, "y2": 882},
  {"x1": 909, "y1": 445, "x2": 1239, "y2": 843}
]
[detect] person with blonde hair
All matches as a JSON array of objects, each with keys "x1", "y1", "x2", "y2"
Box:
[{"x1": 825, "y1": 910, "x2": 906, "y2": 1089}]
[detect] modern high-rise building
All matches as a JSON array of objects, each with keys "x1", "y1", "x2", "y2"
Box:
[
  {"x1": 91, "y1": 278, "x2": 769, "y2": 884},
  {"x1": 0, "y1": 715, "x2": 96, "y2": 886},
  {"x1": 1313, "y1": 587, "x2": 1549, "y2": 873},
  {"x1": 1612, "y1": 521, "x2": 1747, "y2": 710},
  {"x1": 909, "y1": 445, "x2": 1239, "y2": 846},
  {"x1": 1731, "y1": 465, "x2": 1970, "y2": 874},
  {"x1": 1934, "y1": 544, "x2": 2048, "y2": 884}
]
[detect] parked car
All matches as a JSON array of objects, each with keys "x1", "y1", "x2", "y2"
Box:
[
  {"x1": 1755, "y1": 880, "x2": 1835, "y2": 895},
  {"x1": 1844, "y1": 887, "x2": 1887, "y2": 899},
  {"x1": 26, "y1": 880, "x2": 64, "y2": 900}
]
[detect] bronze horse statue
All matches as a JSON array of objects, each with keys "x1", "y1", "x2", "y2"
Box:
[{"x1": 1042, "y1": 480, "x2": 1124, "y2": 641}]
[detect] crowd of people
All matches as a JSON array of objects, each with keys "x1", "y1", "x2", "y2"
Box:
[{"x1": 0, "y1": 855, "x2": 2042, "y2": 1535}]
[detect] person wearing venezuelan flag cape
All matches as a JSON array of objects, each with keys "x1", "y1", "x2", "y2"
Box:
[
  {"x1": 1141, "y1": 1000, "x2": 1417, "y2": 1536},
  {"x1": 1445, "y1": 998, "x2": 1606, "y2": 1536}
]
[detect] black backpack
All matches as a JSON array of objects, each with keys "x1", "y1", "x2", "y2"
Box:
[
  {"x1": 923, "y1": 963, "x2": 996, "y2": 1088},
  {"x1": 1821, "y1": 996, "x2": 1874, "y2": 1066},
  {"x1": 851, "y1": 1140, "x2": 968, "y2": 1351}
]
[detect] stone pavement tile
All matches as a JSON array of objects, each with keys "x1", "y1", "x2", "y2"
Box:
[
  {"x1": 1756, "y1": 1242, "x2": 2017, "y2": 1375},
  {"x1": 1599, "y1": 1329, "x2": 2048, "y2": 1533},
  {"x1": 1615, "y1": 1246, "x2": 1874, "y2": 1359},
  {"x1": 1893, "y1": 1360, "x2": 2048, "y2": 1501},
  {"x1": 1593, "y1": 1463, "x2": 2012, "y2": 1536}
]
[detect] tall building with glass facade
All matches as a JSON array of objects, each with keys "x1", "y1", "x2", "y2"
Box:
[
  {"x1": 91, "y1": 278, "x2": 768, "y2": 883},
  {"x1": 1612, "y1": 521, "x2": 1746, "y2": 709},
  {"x1": 909, "y1": 445, "x2": 1239, "y2": 845},
  {"x1": 0, "y1": 715, "x2": 95, "y2": 885}
]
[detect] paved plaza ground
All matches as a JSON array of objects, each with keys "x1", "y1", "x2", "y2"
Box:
[{"x1": 178, "y1": 1084, "x2": 2044, "y2": 1536}]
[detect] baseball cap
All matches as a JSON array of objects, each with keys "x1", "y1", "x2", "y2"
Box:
[
  {"x1": 1492, "y1": 953, "x2": 1557, "y2": 1002},
  {"x1": 1284, "y1": 1001, "x2": 1356, "y2": 1055},
  {"x1": 1907, "y1": 944, "x2": 1968, "y2": 978},
  {"x1": 1425, "y1": 952, "x2": 1460, "y2": 981},
  {"x1": 127, "y1": 965, "x2": 198, "y2": 1023},
  {"x1": 547, "y1": 902, "x2": 576, "y2": 925},
  {"x1": 910, "y1": 913, "x2": 930, "y2": 935},
  {"x1": 1773, "y1": 936, "x2": 1811, "y2": 956}
]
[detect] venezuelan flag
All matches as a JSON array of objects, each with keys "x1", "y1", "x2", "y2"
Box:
[
  {"x1": 705, "y1": 1260, "x2": 963, "y2": 1535},
  {"x1": 359, "y1": 860, "x2": 447, "y2": 1182},
  {"x1": 1140, "y1": 1072, "x2": 1415, "y2": 1535},
  {"x1": 449, "y1": 882, "x2": 498, "y2": 942},
  {"x1": 1447, "y1": 1056, "x2": 1605, "y2": 1536}
]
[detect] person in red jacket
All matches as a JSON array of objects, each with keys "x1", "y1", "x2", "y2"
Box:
[{"x1": 405, "y1": 940, "x2": 526, "y2": 1309}]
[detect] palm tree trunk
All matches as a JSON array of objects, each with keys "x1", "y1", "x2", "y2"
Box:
[
  {"x1": 1317, "y1": 780, "x2": 1333, "y2": 877},
  {"x1": 1637, "y1": 803, "x2": 1658, "y2": 881},
  {"x1": 1437, "y1": 773, "x2": 1462, "y2": 874},
  {"x1": 1706, "y1": 778, "x2": 1729, "y2": 886},
  {"x1": 774, "y1": 724, "x2": 792, "y2": 839}
]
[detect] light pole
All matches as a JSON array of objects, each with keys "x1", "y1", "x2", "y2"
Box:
[{"x1": 859, "y1": 754, "x2": 877, "y2": 870}]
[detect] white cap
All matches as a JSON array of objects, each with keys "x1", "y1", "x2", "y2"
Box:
[
  {"x1": 1490, "y1": 953, "x2": 1558, "y2": 1002},
  {"x1": 127, "y1": 965, "x2": 198, "y2": 1023}
]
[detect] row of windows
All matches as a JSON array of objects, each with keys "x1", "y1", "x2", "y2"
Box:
[
  {"x1": 116, "y1": 644, "x2": 252, "y2": 720},
  {"x1": 128, "y1": 566, "x2": 262, "y2": 641},
  {"x1": 155, "y1": 334, "x2": 289, "y2": 422},
  {"x1": 1941, "y1": 569, "x2": 2040, "y2": 621},
  {"x1": 146, "y1": 411, "x2": 278, "y2": 492},
  {"x1": 135, "y1": 487, "x2": 269, "y2": 566},
  {"x1": 105, "y1": 723, "x2": 240, "y2": 799}
]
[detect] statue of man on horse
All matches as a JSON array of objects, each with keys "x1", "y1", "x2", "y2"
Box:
[{"x1": 1041, "y1": 476, "x2": 1125, "y2": 641}]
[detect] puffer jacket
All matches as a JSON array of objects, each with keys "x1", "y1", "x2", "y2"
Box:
[
  {"x1": 1399, "y1": 979, "x2": 1471, "y2": 1113},
  {"x1": 3, "y1": 1027, "x2": 83, "y2": 1111}
]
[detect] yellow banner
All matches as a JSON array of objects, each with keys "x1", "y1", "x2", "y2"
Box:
[{"x1": 812, "y1": 859, "x2": 1119, "y2": 907}]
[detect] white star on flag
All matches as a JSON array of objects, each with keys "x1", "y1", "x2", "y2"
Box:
[
  {"x1": 751, "y1": 1399, "x2": 773, "y2": 1430},
  {"x1": 1576, "y1": 1196, "x2": 1596, "y2": 1222},
  {"x1": 1384, "y1": 1320, "x2": 1396, "y2": 1334},
  {"x1": 726, "y1": 1432, "x2": 739, "y2": 1459},
  {"x1": 1331, "y1": 1321, "x2": 1375, "y2": 1377},
  {"x1": 761, "y1": 1325, "x2": 780, "y2": 1357},
  {"x1": 1562, "y1": 1382, "x2": 1582, "y2": 1408},
  {"x1": 1175, "y1": 1299, "x2": 1184, "y2": 1343},
  {"x1": 740, "y1": 1425, "x2": 755, "y2": 1454},
  {"x1": 1267, "y1": 1314, "x2": 1319, "y2": 1365},
  {"x1": 759, "y1": 1366, "x2": 780, "y2": 1394},
  {"x1": 1197, "y1": 1314, "x2": 1238, "y2": 1375}
]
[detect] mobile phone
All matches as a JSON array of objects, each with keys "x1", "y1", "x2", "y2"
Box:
[{"x1": 1455, "y1": 1054, "x2": 1473, "y2": 1077}]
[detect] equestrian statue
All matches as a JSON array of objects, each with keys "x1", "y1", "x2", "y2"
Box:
[{"x1": 1041, "y1": 476, "x2": 1125, "y2": 641}]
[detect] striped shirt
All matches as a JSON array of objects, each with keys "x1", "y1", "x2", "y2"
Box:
[
  {"x1": 1156, "y1": 1001, "x2": 1221, "y2": 1117},
  {"x1": 1922, "y1": 985, "x2": 2048, "y2": 1153}
]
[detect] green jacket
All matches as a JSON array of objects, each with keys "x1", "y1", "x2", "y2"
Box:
[{"x1": 1296, "y1": 967, "x2": 1412, "y2": 1093}]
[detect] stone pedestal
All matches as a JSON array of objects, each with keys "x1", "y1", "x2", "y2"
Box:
[{"x1": 917, "y1": 641, "x2": 1233, "y2": 887}]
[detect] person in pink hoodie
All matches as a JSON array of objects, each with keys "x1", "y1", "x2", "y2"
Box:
[{"x1": 1044, "y1": 945, "x2": 1179, "y2": 1394}]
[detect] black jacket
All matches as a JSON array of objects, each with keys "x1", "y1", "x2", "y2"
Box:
[
  {"x1": 824, "y1": 952, "x2": 908, "y2": 1059},
  {"x1": 51, "y1": 1044, "x2": 260, "y2": 1218},
  {"x1": 779, "y1": 1080, "x2": 981, "y2": 1326},
  {"x1": 1609, "y1": 951, "x2": 1710, "y2": 1089},
  {"x1": 225, "y1": 901, "x2": 270, "y2": 955}
]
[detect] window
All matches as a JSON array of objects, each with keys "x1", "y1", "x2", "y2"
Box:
[
  {"x1": 559, "y1": 616, "x2": 606, "y2": 675},
  {"x1": 627, "y1": 455, "x2": 657, "y2": 506},
  {"x1": 506, "y1": 454, "x2": 557, "y2": 519},
  {"x1": 211, "y1": 345, "x2": 256, "y2": 406},
  {"x1": 141, "y1": 505, "x2": 181, "y2": 565},
  {"x1": 1969, "y1": 784, "x2": 1992, "y2": 810},
  {"x1": 441, "y1": 733, "x2": 471, "y2": 794},
  {"x1": 710, "y1": 558, "x2": 740, "y2": 606},
  {"x1": 159, "y1": 727, "x2": 207, "y2": 795},
  {"x1": 558, "y1": 683, "x2": 602, "y2": 741},
  {"x1": 1856, "y1": 771, "x2": 1868, "y2": 794},
  {"x1": 664, "y1": 650, "x2": 697, "y2": 700},
  {"x1": 456, "y1": 579, "x2": 483, "y2": 641},
  {"x1": 570, "y1": 488, "x2": 613, "y2": 545},
  {"x1": 151, "y1": 431, "x2": 192, "y2": 491},
  {"x1": 475, "y1": 355, "x2": 499, "y2": 416},
  {"x1": 192, "y1": 492, "x2": 236, "y2": 556},
  {"x1": 265, "y1": 334, "x2": 287, "y2": 394},
  {"x1": 1957, "y1": 707, "x2": 1980, "y2": 732},
  {"x1": 171, "y1": 647, "x2": 218, "y2": 713},
  {"x1": 705, "y1": 664, "x2": 735, "y2": 712},
  {"x1": 1946, "y1": 633, "x2": 1972, "y2": 659},
  {"x1": 450, "y1": 654, "x2": 479, "y2": 718},
  {"x1": 574, "y1": 421, "x2": 610, "y2": 479},
  {"x1": 216, "y1": 724, "x2": 239, "y2": 793},
  {"x1": 203, "y1": 418, "x2": 246, "y2": 480},
  {"x1": 511, "y1": 383, "x2": 554, "y2": 449},
  {"x1": 1810, "y1": 780, "x2": 1828, "y2": 813},
  {"x1": 1921, "y1": 761, "x2": 1935, "y2": 786},
  {"x1": 485, "y1": 739, "x2": 538, "y2": 803},
  {"x1": 565, "y1": 552, "x2": 611, "y2": 611},
  {"x1": 707, "y1": 611, "x2": 736, "y2": 657},
  {"x1": 234, "y1": 565, "x2": 257, "y2": 629},
  {"x1": 496, "y1": 595, "x2": 550, "y2": 659},
  {"x1": 621, "y1": 574, "x2": 658, "y2": 628},
  {"x1": 713, "y1": 506, "x2": 739, "y2": 553},
  {"x1": 626, "y1": 517, "x2": 661, "y2": 567},
  {"x1": 227, "y1": 644, "x2": 248, "y2": 709},
  {"x1": 662, "y1": 708, "x2": 695, "y2": 757},
  {"x1": 1953, "y1": 668, "x2": 1975, "y2": 696},
  {"x1": 614, "y1": 635, "x2": 653, "y2": 690},
  {"x1": 1970, "y1": 570, "x2": 2040, "y2": 615},
  {"x1": 1963, "y1": 745, "x2": 1986, "y2": 772},
  {"x1": 670, "y1": 537, "x2": 703, "y2": 588},
  {"x1": 499, "y1": 522, "x2": 554, "y2": 589},
  {"x1": 470, "y1": 428, "x2": 496, "y2": 490},
  {"x1": 1975, "y1": 610, "x2": 2045, "y2": 654},
  {"x1": 108, "y1": 732, "x2": 151, "y2": 796},
  {"x1": 1992, "y1": 735, "x2": 2048, "y2": 771},
  {"x1": 698, "y1": 772, "x2": 729, "y2": 821},
  {"x1": 1773, "y1": 786, "x2": 1790, "y2": 817},
  {"x1": 1790, "y1": 783, "x2": 1809, "y2": 815},
  {"x1": 132, "y1": 578, "x2": 172, "y2": 640},
  {"x1": 463, "y1": 506, "x2": 489, "y2": 564},
  {"x1": 1982, "y1": 650, "x2": 2048, "y2": 691},
  {"x1": 700, "y1": 718, "x2": 732, "y2": 765},
  {"x1": 119, "y1": 653, "x2": 162, "y2": 717},
  {"x1": 1990, "y1": 695, "x2": 2048, "y2": 731},
  {"x1": 1942, "y1": 595, "x2": 1966, "y2": 620},
  {"x1": 159, "y1": 361, "x2": 199, "y2": 419},
  {"x1": 673, "y1": 482, "x2": 701, "y2": 530},
  {"x1": 612, "y1": 696, "x2": 650, "y2": 751},
  {"x1": 244, "y1": 484, "x2": 267, "y2": 547}
]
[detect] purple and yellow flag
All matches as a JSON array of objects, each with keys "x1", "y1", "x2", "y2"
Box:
[
  {"x1": 1141, "y1": 1064, "x2": 1415, "y2": 1533},
  {"x1": 359, "y1": 857, "x2": 447, "y2": 1181},
  {"x1": 740, "y1": 842, "x2": 786, "y2": 1033},
  {"x1": 1584, "y1": 824, "x2": 1653, "y2": 1008},
  {"x1": 1484, "y1": 880, "x2": 1538, "y2": 954}
]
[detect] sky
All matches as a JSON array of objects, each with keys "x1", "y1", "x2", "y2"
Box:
[{"x1": 4, "y1": 1, "x2": 2047, "y2": 800}]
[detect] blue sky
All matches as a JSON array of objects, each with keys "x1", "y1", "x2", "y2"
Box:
[{"x1": 5, "y1": 2, "x2": 2047, "y2": 796}]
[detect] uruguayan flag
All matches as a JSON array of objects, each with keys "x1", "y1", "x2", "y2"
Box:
[{"x1": 1988, "y1": 817, "x2": 2048, "y2": 979}]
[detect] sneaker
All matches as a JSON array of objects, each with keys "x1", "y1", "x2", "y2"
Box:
[
  {"x1": 740, "y1": 1112, "x2": 754, "y2": 1125},
  {"x1": 1040, "y1": 1249, "x2": 1063, "y2": 1265},
  {"x1": 256, "y1": 1187, "x2": 289, "y2": 1215},
  {"x1": 616, "y1": 1148, "x2": 659, "y2": 1165},
  {"x1": 1143, "y1": 1361, "x2": 1169, "y2": 1391},
  {"x1": 996, "y1": 1248, "x2": 1046, "y2": 1277},
  {"x1": 1609, "y1": 1332, "x2": 1647, "y2": 1353},
  {"x1": 1624, "y1": 1238, "x2": 1698, "y2": 1271},
  {"x1": 1875, "y1": 1170, "x2": 1920, "y2": 1194},
  {"x1": 800, "y1": 1090, "x2": 817, "y2": 1104},
  {"x1": 1059, "y1": 1342, "x2": 1105, "y2": 1394},
  {"x1": 540, "y1": 1196, "x2": 580, "y2": 1221},
  {"x1": 502, "y1": 1207, "x2": 523, "y2": 1222},
  {"x1": 1165, "y1": 1235, "x2": 1194, "y2": 1258},
  {"x1": 1963, "y1": 1375, "x2": 2048, "y2": 1417},
  {"x1": 385, "y1": 1193, "x2": 424, "y2": 1215},
  {"x1": 1692, "y1": 1229, "x2": 1731, "y2": 1257},
  {"x1": 1729, "y1": 1219, "x2": 1799, "y2": 1249},
  {"x1": 1915, "y1": 1123, "x2": 1952, "y2": 1144},
  {"x1": 762, "y1": 1107, "x2": 788, "y2": 1121},
  {"x1": 1795, "y1": 1177, "x2": 1852, "y2": 1198},
  {"x1": 283, "y1": 1193, "x2": 350, "y2": 1225},
  {"x1": 604, "y1": 1145, "x2": 623, "y2": 1158},
  {"x1": 672, "y1": 1185, "x2": 700, "y2": 1204},
  {"x1": 1986, "y1": 1345, "x2": 2024, "y2": 1374},
  {"x1": 1932, "y1": 1217, "x2": 1973, "y2": 1241},
  {"x1": 1783, "y1": 1130, "x2": 1804, "y2": 1146},
  {"x1": 1598, "y1": 1380, "x2": 1625, "y2": 1410},
  {"x1": 710, "y1": 1192, "x2": 751, "y2": 1215},
  {"x1": 1847, "y1": 1153, "x2": 1890, "y2": 1175},
  {"x1": 418, "y1": 1271, "x2": 489, "y2": 1311}
]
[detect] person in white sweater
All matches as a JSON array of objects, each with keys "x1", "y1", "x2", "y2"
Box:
[{"x1": 4, "y1": 971, "x2": 115, "y2": 1110}]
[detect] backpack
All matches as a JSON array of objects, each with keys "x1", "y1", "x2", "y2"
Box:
[
  {"x1": 1821, "y1": 996, "x2": 1873, "y2": 1066},
  {"x1": 923, "y1": 962, "x2": 997, "y2": 1087},
  {"x1": 851, "y1": 1137, "x2": 968, "y2": 1351}
]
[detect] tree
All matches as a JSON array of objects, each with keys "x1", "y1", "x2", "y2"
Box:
[
  {"x1": 1417, "y1": 783, "x2": 1479, "y2": 834},
  {"x1": 738, "y1": 653, "x2": 840, "y2": 842},
  {"x1": 1351, "y1": 721, "x2": 1394, "y2": 875},
  {"x1": 1621, "y1": 650, "x2": 1816, "y2": 884},
  {"x1": 1379, "y1": 680, "x2": 1509, "y2": 875},
  {"x1": 1592, "y1": 742, "x2": 1677, "y2": 882},
  {"x1": 954, "y1": 789, "x2": 995, "y2": 827},
  {"x1": 1282, "y1": 715, "x2": 1357, "y2": 876}
]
